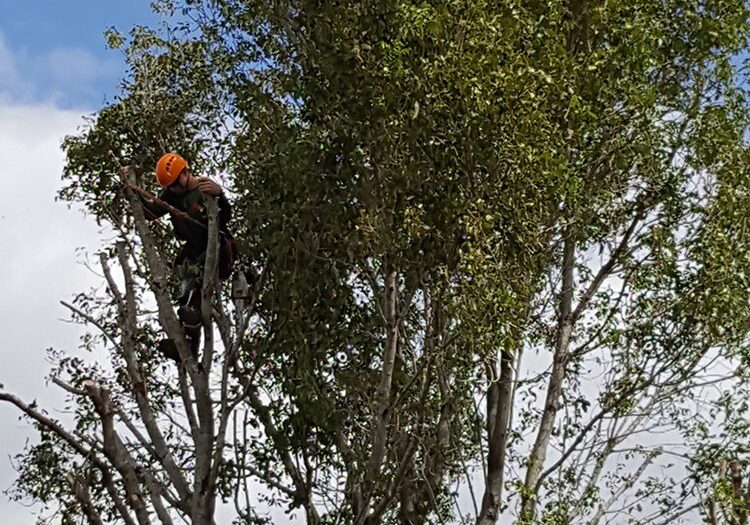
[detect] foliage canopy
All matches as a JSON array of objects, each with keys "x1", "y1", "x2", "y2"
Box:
[{"x1": 3, "y1": 0, "x2": 750, "y2": 524}]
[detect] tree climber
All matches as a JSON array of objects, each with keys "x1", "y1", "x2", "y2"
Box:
[{"x1": 141, "y1": 152, "x2": 237, "y2": 363}]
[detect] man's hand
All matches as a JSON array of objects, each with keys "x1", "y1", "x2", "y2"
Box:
[{"x1": 197, "y1": 177, "x2": 223, "y2": 196}]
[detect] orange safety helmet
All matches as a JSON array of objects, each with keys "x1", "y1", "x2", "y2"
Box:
[{"x1": 155, "y1": 153, "x2": 188, "y2": 188}]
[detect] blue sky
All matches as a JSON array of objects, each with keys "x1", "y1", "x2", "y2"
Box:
[{"x1": 0, "y1": 0, "x2": 159, "y2": 108}]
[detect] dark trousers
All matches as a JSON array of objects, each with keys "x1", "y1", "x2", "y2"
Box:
[{"x1": 158, "y1": 239, "x2": 237, "y2": 363}]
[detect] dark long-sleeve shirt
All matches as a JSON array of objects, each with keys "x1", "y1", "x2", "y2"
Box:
[{"x1": 143, "y1": 187, "x2": 232, "y2": 262}]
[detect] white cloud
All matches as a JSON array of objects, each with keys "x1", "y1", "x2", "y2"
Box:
[
  {"x1": 0, "y1": 100, "x2": 106, "y2": 523},
  {"x1": 0, "y1": 29, "x2": 123, "y2": 524}
]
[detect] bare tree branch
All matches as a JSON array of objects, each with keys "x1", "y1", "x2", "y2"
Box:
[
  {"x1": 83, "y1": 380, "x2": 153, "y2": 525},
  {"x1": 0, "y1": 389, "x2": 138, "y2": 525}
]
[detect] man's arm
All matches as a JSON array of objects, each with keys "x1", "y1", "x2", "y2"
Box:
[
  {"x1": 120, "y1": 165, "x2": 168, "y2": 221},
  {"x1": 140, "y1": 192, "x2": 169, "y2": 221}
]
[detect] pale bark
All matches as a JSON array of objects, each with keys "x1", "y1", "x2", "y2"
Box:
[
  {"x1": 193, "y1": 197, "x2": 220, "y2": 525},
  {"x1": 587, "y1": 453, "x2": 656, "y2": 525},
  {"x1": 83, "y1": 380, "x2": 153, "y2": 525},
  {"x1": 519, "y1": 233, "x2": 576, "y2": 522},
  {"x1": 123, "y1": 176, "x2": 201, "y2": 377},
  {"x1": 368, "y1": 264, "x2": 400, "y2": 479},
  {"x1": 105, "y1": 243, "x2": 192, "y2": 507},
  {"x1": 518, "y1": 208, "x2": 644, "y2": 521},
  {"x1": 357, "y1": 261, "x2": 400, "y2": 525},
  {"x1": 245, "y1": 388, "x2": 320, "y2": 524},
  {"x1": 124, "y1": 173, "x2": 223, "y2": 525},
  {"x1": 68, "y1": 472, "x2": 105, "y2": 525},
  {"x1": 0, "y1": 390, "x2": 138, "y2": 525}
]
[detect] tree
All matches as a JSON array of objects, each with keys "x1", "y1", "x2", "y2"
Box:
[{"x1": 3, "y1": 0, "x2": 750, "y2": 524}]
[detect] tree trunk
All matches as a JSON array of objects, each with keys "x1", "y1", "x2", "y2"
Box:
[
  {"x1": 519, "y1": 234, "x2": 575, "y2": 522},
  {"x1": 477, "y1": 349, "x2": 515, "y2": 525}
]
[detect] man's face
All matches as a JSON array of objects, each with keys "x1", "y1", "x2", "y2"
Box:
[{"x1": 168, "y1": 169, "x2": 189, "y2": 194}]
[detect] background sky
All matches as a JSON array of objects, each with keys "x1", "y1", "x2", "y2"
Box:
[
  {"x1": 0, "y1": 0, "x2": 158, "y2": 107},
  {"x1": 0, "y1": 2, "x2": 160, "y2": 522}
]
